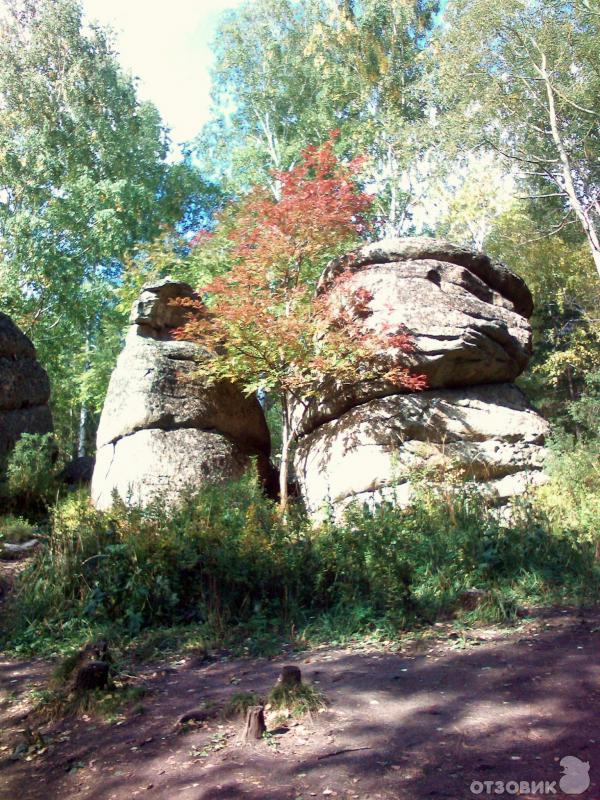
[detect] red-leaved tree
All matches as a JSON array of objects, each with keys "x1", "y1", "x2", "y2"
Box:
[{"x1": 176, "y1": 134, "x2": 425, "y2": 511}]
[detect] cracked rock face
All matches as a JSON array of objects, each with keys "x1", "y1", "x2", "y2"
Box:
[
  {"x1": 294, "y1": 238, "x2": 549, "y2": 515},
  {"x1": 0, "y1": 312, "x2": 53, "y2": 458},
  {"x1": 295, "y1": 384, "x2": 549, "y2": 514},
  {"x1": 91, "y1": 279, "x2": 270, "y2": 509}
]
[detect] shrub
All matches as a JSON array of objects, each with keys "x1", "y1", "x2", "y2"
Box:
[
  {"x1": 3, "y1": 465, "x2": 599, "y2": 657},
  {"x1": 7, "y1": 471, "x2": 317, "y2": 641},
  {"x1": 3, "y1": 432, "x2": 59, "y2": 510},
  {"x1": 537, "y1": 436, "x2": 600, "y2": 554},
  {"x1": 0, "y1": 515, "x2": 38, "y2": 544}
]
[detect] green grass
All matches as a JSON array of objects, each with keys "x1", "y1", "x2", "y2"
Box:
[
  {"x1": 29, "y1": 683, "x2": 147, "y2": 722},
  {"x1": 1, "y1": 464, "x2": 599, "y2": 663},
  {"x1": 0, "y1": 515, "x2": 38, "y2": 544},
  {"x1": 223, "y1": 691, "x2": 263, "y2": 719},
  {"x1": 268, "y1": 680, "x2": 325, "y2": 716}
]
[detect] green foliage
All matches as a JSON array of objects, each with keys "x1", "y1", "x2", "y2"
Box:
[
  {"x1": 567, "y1": 369, "x2": 600, "y2": 439},
  {"x1": 314, "y1": 483, "x2": 596, "y2": 626},
  {"x1": 7, "y1": 471, "x2": 314, "y2": 641},
  {"x1": 3, "y1": 465, "x2": 599, "y2": 658},
  {"x1": 32, "y1": 681, "x2": 147, "y2": 723},
  {"x1": 267, "y1": 680, "x2": 325, "y2": 716},
  {"x1": 432, "y1": 0, "x2": 600, "y2": 276},
  {"x1": 538, "y1": 436, "x2": 600, "y2": 548},
  {"x1": 0, "y1": 0, "x2": 209, "y2": 454},
  {"x1": 223, "y1": 691, "x2": 263, "y2": 719},
  {"x1": 3, "y1": 433, "x2": 59, "y2": 510},
  {"x1": 484, "y1": 205, "x2": 600, "y2": 429},
  {"x1": 0, "y1": 515, "x2": 38, "y2": 544},
  {"x1": 198, "y1": 0, "x2": 438, "y2": 232}
]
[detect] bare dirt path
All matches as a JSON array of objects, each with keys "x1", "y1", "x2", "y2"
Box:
[{"x1": 1, "y1": 608, "x2": 599, "y2": 800}]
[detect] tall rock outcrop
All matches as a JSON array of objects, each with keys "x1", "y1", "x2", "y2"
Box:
[
  {"x1": 0, "y1": 312, "x2": 53, "y2": 459},
  {"x1": 294, "y1": 238, "x2": 549, "y2": 515},
  {"x1": 91, "y1": 279, "x2": 271, "y2": 509}
]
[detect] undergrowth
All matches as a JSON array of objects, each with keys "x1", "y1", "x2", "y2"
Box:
[
  {"x1": 1, "y1": 458, "x2": 599, "y2": 661},
  {"x1": 268, "y1": 680, "x2": 325, "y2": 715}
]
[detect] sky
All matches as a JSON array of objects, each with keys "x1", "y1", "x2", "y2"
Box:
[{"x1": 80, "y1": 0, "x2": 245, "y2": 153}]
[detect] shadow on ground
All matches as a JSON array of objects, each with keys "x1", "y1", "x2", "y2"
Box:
[{"x1": 1, "y1": 608, "x2": 599, "y2": 800}]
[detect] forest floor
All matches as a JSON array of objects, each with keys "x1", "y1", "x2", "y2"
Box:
[{"x1": 1, "y1": 606, "x2": 600, "y2": 800}]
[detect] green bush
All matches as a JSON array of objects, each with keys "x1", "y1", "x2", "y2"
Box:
[
  {"x1": 0, "y1": 515, "x2": 38, "y2": 544},
  {"x1": 313, "y1": 481, "x2": 597, "y2": 627},
  {"x1": 538, "y1": 436, "x2": 600, "y2": 553},
  {"x1": 3, "y1": 466, "x2": 599, "y2": 657},
  {"x1": 8, "y1": 472, "x2": 317, "y2": 642},
  {"x1": 568, "y1": 369, "x2": 600, "y2": 439},
  {"x1": 3, "y1": 432, "x2": 59, "y2": 510}
]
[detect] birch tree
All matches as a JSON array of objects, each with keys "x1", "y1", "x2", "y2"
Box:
[
  {"x1": 432, "y1": 0, "x2": 600, "y2": 279},
  {"x1": 196, "y1": 0, "x2": 438, "y2": 232},
  {"x1": 0, "y1": 0, "x2": 207, "y2": 451}
]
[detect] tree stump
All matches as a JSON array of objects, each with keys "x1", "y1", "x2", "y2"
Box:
[
  {"x1": 278, "y1": 665, "x2": 302, "y2": 688},
  {"x1": 241, "y1": 705, "x2": 266, "y2": 742},
  {"x1": 73, "y1": 660, "x2": 109, "y2": 692},
  {"x1": 68, "y1": 640, "x2": 111, "y2": 692}
]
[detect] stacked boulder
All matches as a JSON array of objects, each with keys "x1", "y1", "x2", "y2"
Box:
[
  {"x1": 91, "y1": 279, "x2": 271, "y2": 510},
  {"x1": 0, "y1": 312, "x2": 53, "y2": 459},
  {"x1": 293, "y1": 238, "x2": 550, "y2": 514}
]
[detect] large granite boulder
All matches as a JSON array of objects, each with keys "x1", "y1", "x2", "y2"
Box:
[
  {"x1": 295, "y1": 237, "x2": 534, "y2": 437},
  {"x1": 318, "y1": 236, "x2": 534, "y2": 316},
  {"x1": 293, "y1": 238, "x2": 549, "y2": 515},
  {"x1": 0, "y1": 312, "x2": 53, "y2": 459},
  {"x1": 294, "y1": 384, "x2": 549, "y2": 514},
  {"x1": 91, "y1": 279, "x2": 271, "y2": 509}
]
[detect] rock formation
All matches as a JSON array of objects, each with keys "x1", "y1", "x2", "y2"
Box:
[
  {"x1": 293, "y1": 237, "x2": 550, "y2": 515},
  {"x1": 91, "y1": 279, "x2": 271, "y2": 509},
  {"x1": 0, "y1": 312, "x2": 53, "y2": 459}
]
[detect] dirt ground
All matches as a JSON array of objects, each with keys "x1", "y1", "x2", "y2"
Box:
[{"x1": 1, "y1": 607, "x2": 599, "y2": 800}]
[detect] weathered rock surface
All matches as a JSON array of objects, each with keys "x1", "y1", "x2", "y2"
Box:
[
  {"x1": 319, "y1": 236, "x2": 534, "y2": 317},
  {"x1": 294, "y1": 383, "x2": 550, "y2": 514},
  {"x1": 91, "y1": 279, "x2": 271, "y2": 509},
  {"x1": 294, "y1": 239, "x2": 535, "y2": 438},
  {"x1": 0, "y1": 312, "x2": 53, "y2": 458},
  {"x1": 294, "y1": 238, "x2": 548, "y2": 514}
]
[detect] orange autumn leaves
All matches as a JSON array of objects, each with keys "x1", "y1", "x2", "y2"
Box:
[{"x1": 174, "y1": 133, "x2": 425, "y2": 399}]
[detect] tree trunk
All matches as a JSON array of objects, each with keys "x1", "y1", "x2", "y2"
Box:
[
  {"x1": 539, "y1": 51, "x2": 600, "y2": 281},
  {"x1": 279, "y1": 399, "x2": 292, "y2": 514},
  {"x1": 77, "y1": 402, "x2": 87, "y2": 458},
  {"x1": 278, "y1": 665, "x2": 302, "y2": 688},
  {"x1": 242, "y1": 706, "x2": 266, "y2": 742},
  {"x1": 78, "y1": 328, "x2": 91, "y2": 458}
]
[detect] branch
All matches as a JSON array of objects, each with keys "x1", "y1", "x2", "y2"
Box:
[
  {"x1": 483, "y1": 139, "x2": 559, "y2": 166},
  {"x1": 517, "y1": 192, "x2": 568, "y2": 199},
  {"x1": 579, "y1": 0, "x2": 600, "y2": 18},
  {"x1": 522, "y1": 213, "x2": 578, "y2": 244},
  {"x1": 552, "y1": 85, "x2": 600, "y2": 118}
]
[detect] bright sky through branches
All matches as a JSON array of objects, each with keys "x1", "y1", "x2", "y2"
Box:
[{"x1": 80, "y1": 0, "x2": 245, "y2": 154}]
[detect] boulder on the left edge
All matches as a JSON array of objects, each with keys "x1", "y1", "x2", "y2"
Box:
[
  {"x1": 0, "y1": 312, "x2": 53, "y2": 459},
  {"x1": 91, "y1": 279, "x2": 271, "y2": 510}
]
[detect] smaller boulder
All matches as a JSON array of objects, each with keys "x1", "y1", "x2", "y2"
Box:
[{"x1": 0, "y1": 312, "x2": 53, "y2": 458}]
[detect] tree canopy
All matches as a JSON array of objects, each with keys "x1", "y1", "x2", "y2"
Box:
[
  {"x1": 0, "y1": 0, "x2": 598, "y2": 459},
  {"x1": 0, "y1": 0, "x2": 212, "y2": 451}
]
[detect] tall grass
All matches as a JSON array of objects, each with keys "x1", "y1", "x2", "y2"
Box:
[{"x1": 3, "y1": 464, "x2": 599, "y2": 658}]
